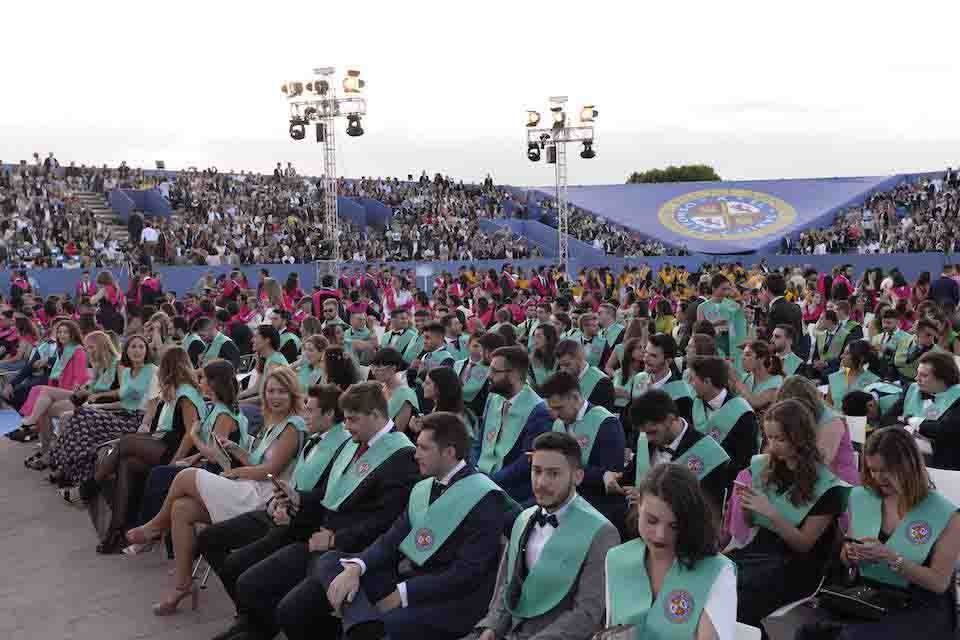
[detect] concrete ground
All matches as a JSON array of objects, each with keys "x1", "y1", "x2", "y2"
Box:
[{"x1": 0, "y1": 438, "x2": 237, "y2": 640}]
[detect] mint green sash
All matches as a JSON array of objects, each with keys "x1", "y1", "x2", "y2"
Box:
[
  {"x1": 782, "y1": 352, "x2": 803, "y2": 376},
  {"x1": 257, "y1": 351, "x2": 289, "y2": 391},
  {"x1": 291, "y1": 424, "x2": 352, "y2": 491},
  {"x1": 902, "y1": 383, "x2": 926, "y2": 419},
  {"x1": 477, "y1": 386, "x2": 543, "y2": 475},
  {"x1": 182, "y1": 333, "x2": 205, "y2": 357},
  {"x1": 279, "y1": 331, "x2": 302, "y2": 354},
  {"x1": 119, "y1": 364, "x2": 158, "y2": 411},
  {"x1": 201, "y1": 332, "x2": 234, "y2": 365},
  {"x1": 523, "y1": 319, "x2": 540, "y2": 352},
  {"x1": 743, "y1": 373, "x2": 784, "y2": 395},
  {"x1": 902, "y1": 384, "x2": 960, "y2": 421},
  {"x1": 345, "y1": 328, "x2": 373, "y2": 364},
  {"x1": 297, "y1": 363, "x2": 324, "y2": 392},
  {"x1": 692, "y1": 396, "x2": 753, "y2": 444},
  {"x1": 422, "y1": 347, "x2": 454, "y2": 368},
  {"x1": 91, "y1": 358, "x2": 119, "y2": 392},
  {"x1": 635, "y1": 433, "x2": 651, "y2": 485},
  {"x1": 402, "y1": 333, "x2": 425, "y2": 365},
  {"x1": 928, "y1": 385, "x2": 960, "y2": 420},
  {"x1": 850, "y1": 487, "x2": 956, "y2": 588},
  {"x1": 529, "y1": 362, "x2": 557, "y2": 388},
  {"x1": 750, "y1": 454, "x2": 850, "y2": 531},
  {"x1": 580, "y1": 366, "x2": 607, "y2": 401},
  {"x1": 614, "y1": 370, "x2": 645, "y2": 408},
  {"x1": 197, "y1": 402, "x2": 246, "y2": 447},
  {"x1": 157, "y1": 384, "x2": 208, "y2": 433},
  {"x1": 454, "y1": 359, "x2": 489, "y2": 402},
  {"x1": 399, "y1": 473, "x2": 501, "y2": 566},
  {"x1": 606, "y1": 538, "x2": 731, "y2": 639},
  {"x1": 552, "y1": 405, "x2": 613, "y2": 464},
  {"x1": 675, "y1": 435, "x2": 730, "y2": 481},
  {"x1": 249, "y1": 415, "x2": 307, "y2": 466},
  {"x1": 504, "y1": 496, "x2": 609, "y2": 619},
  {"x1": 817, "y1": 326, "x2": 849, "y2": 362},
  {"x1": 49, "y1": 344, "x2": 79, "y2": 381},
  {"x1": 582, "y1": 337, "x2": 606, "y2": 368},
  {"x1": 863, "y1": 382, "x2": 905, "y2": 415},
  {"x1": 828, "y1": 369, "x2": 879, "y2": 408},
  {"x1": 381, "y1": 328, "x2": 417, "y2": 354},
  {"x1": 321, "y1": 431, "x2": 415, "y2": 510},
  {"x1": 561, "y1": 329, "x2": 583, "y2": 343},
  {"x1": 604, "y1": 323, "x2": 625, "y2": 349},
  {"x1": 662, "y1": 380, "x2": 693, "y2": 402},
  {"x1": 388, "y1": 386, "x2": 420, "y2": 420}
]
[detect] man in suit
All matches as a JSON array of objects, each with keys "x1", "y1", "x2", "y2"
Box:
[
  {"x1": 410, "y1": 321, "x2": 455, "y2": 382},
  {"x1": 222, "y1": 383, "x2": 420, "y2": 640},
  {"x1": 642, "y1": 333, "x2": 694, "y2": 425},
  {"x1": 761, "y1": 272, "x2": 802, "y2": 346},
  {"x1": 917, "y1": 352, "x2": 960, "y2": 471},
  {"x1": 316, "y1": 412, "x2": 510, "y2": 640},
  {"x1": 464, "y1": 432, "x2": 620, "y2": 640},
  {"x1": 555, "y1": 339, "x2": 615, "y2": 412},
  {"x1": 686, "y1": 356, "x2": 759, "y2": 478},
  {"x1": 74, "y1": 270, "x2": 97, "y2": 298},
  {"x1": 810, "y1": 310, "x2": 846, "y2": 383},
  {"x1": 930, "y1": 265, "x2": 959, "y2": 310},
  {"x1": 380, "y1": 308, "x2": 420, "y2": 365},
  {"x1": 473, "y1": 346, "x2": 552, "y2": 504},
  {"x1": 540, "y1": 371, "x2": 626, "y2": 532},
  {"x1": 771, "y1": 324, "x2": 806, "y2": 377}
]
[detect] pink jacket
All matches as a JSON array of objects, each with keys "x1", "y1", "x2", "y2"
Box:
[{"x1": 20, "y1": 348, "x2": 90, "y2": 417}]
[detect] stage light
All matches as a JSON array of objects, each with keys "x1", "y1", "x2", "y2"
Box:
[
  {"x1": 551, "y1": 106, "x2": 565, "y2": 129},
  {"x1": 289, "y1": 117, "x2": 306, "y2": 140},
  {"x1": 304, "y1": 106, "x2": 318, "y2": 120},
  {"x1": 346, "y1": 114, "x2": 364, "y2": 137},
  {"x1": 282, "y1": 81, "x2": 304, "y2": 98},
  {"x1": 307, "y1": 79, "x2": 330, "y2": 95},
  {"x1": 580, "y1": 140, "x2": 596, "y2": 159},
  {"x1": 526, "y1": 111, "x2": 541, "y2": 127},
  {"x1": 315, "y1": 122, "x2": 326, "y2": 142},
  {"x1": 580, "y1": 105, "x2": 598, "y2": 122},
  {"x1": 546, "y1": 145, "x2": 557, "y2": 164},
  {"x1": 527, "y1": 142, "x2": 541, "y2": 162},
  {"x1": 343, "y1": 69, "x2": 365, "y2": 94}
]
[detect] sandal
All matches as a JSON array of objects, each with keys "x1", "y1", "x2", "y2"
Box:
[
  {"x1": 24, "y1": 451, "x2": 44, "y2": 468},
  {"x1": 59, "y1": 486, "x2": 85, "y2": 505},
  {"x1": 126, "y1": 525, "x2": 163, "y2": 546},
  {"x1": 7, "y1": 426, "x2": 36, "y2": 442},
  {"x1": 24, "y1": 454, "x2": 48, "y2": 471}
]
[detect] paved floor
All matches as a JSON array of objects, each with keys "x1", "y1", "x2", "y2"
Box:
[{"x1": 0, "y1": 438, "x2": 236, "y2": 640}]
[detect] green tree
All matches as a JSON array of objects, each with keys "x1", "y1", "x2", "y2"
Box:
[{"x1": 627, "y1": 164, "x2": 721, "y2": 184}]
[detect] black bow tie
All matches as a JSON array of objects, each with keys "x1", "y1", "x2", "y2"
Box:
[
  {"x1": 534, "y1": 510, "x2": 559, "y2": 529},
  {"x1": 657, "y1": 446, "x2": 677, "y2": 456},
  {"x1": 429, "y1": 480, "x2": 447, "y2": 504}
]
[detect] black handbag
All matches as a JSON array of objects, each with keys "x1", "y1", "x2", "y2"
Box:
[{"x1": 815, "y1": 582, "x2": 911, "y2": 621}]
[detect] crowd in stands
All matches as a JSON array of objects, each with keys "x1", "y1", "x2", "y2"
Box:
[{"x1": 5, "y1": 252, "x2": 960, "y2": 640}]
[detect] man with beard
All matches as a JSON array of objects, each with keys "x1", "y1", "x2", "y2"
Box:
[
  {"x1": 473, "y1": 346, "x2": 552, "y2": 504},
  {"x1": 464, "y1": 432, "x2": 619, "y2": 640},
  {"x1": 771, "y1": 324, "x2": 804, "y2": 377},
  {"x1": 641, "y1": 333, "x2": 693, "y2": 425},
  {"x1": 555, "y1": 340, "x2": 615, "y2": 412}
]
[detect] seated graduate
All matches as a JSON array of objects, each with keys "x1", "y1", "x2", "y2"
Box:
[
  {"x1": 271, "y1": 309, "x2": 302, "y2": 365},
  {"x1": 644, "y1": 332, "x2": 694, "y2": 424},
  {"x1": 215, "y1": 382, "x2": 420, "y2": 640},
  {"x1": 810, "y1": 310, "x2": 847, "y2": 383},
  {"x1": 465, "y1": 432, "x2": 621, "y2": 640},
  {"x1": 825, "y1": 340, "x2": 880, "y2": 409},
  {"x1": 914, "y1": 351, "x2": 960, "y2": 470},
  {"x1": 728, "y1": 399, "x2": 851, "y2": 628},
  {"x1": 473, "y1": 345, "x2": 553, "y2": 504},
  {"x1": 687, "y1": 356, "x2": 759, "y2": 477},
  {"x1": 771, "y1": 324, "x2": 805, "y2": 377},
  {"x1": 767, "y1": 427, "x2": 960, "y2": 640},
  {"x1": 409, "y1": 321, "x2": 456, "y2": 382},
  {"x1": 894, "y1": 317, "x2": 945, "y2": 385},
  {"x1": 315, "y1": 412, "x2": 509, "y2": 640},
  {"x1": 612, "y1": 389, "x2": 731, "y2": 522},
  {"x1": 730, "y1": 340, "x2": 784, "y2": 415},
  {"x1": 556, "y1": 338, "x2": 616, "y2": 412},
  {"x1": 541, "y1": 371, "x2": 626, "y2": 532},
  {"x1": 453, "y1": 333, "x2": 491, "y2": 425},
  {"x1": 195, "y1": 316, "x2": 241, "y2": 369},
  {"x1": 604, "y1": 463, "x2": 738, "y2": 640}
]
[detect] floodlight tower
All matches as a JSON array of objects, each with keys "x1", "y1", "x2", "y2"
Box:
[
  {"x1": 282, "y1": 66, "x2": 367, "y2": 281},
  {"x1": 525, "y1": 97, "x2": 597, "y2": 270}
]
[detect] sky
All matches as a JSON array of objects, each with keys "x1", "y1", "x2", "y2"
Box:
[{"x1": 3, "y1": 0, "x2": 959, "y2": 187}]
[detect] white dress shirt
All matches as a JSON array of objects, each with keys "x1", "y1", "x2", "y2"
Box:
[
  {"x1": 706, "y1": 388, "x2": 727, "y2": 411},
  {"x1": 649, "y1": 369, "x2": 673, "y2": 389},
  {"x1": 525, "y1": 492, "x2": 578, "y2": 570},
  {"x1": 651, "y1": 419, "x2": 689, "y2": 467}
]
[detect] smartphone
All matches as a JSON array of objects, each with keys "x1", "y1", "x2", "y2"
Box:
[
  {"x1": 733, "y1": 480, "x2": 751, "y2": 491},
  {"x1": 844, "y1": 537, "x2": 864, "y2": 545},
  {"x1": 267, "y1": 473, "x2": 288, "y2": 499}
]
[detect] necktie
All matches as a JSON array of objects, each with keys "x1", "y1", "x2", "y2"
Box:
[
  {"x1": 461, "y1": 361, "x2": 472, "y2": 382},
  {"x1": 501, "y1": 399, "x2": 512, "y2": 425},
  {"x1": 657, "y1": 445, "x2": 677, "y2": 457},
  {"x1": 534, "y1": 509, "x2": 559, "y2": 529},
  {"x1": 350, "y1": 443, "x2": 369, "y2": 465},
  {"x1": 302, "y1": 434, "x2": 321, "y2": 459},
  {"x1": 429, "y1": 480, "x2": 446, "y2": 504}
]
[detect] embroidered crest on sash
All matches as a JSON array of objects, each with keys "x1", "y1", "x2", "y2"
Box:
[
  {"x1": 707, "y1": 427, "x2": 722, "y2": 442},
  {"x1": 686, "y1": 455, "x2": 705, "y2": 475},
  {"x1": 356, "y1": 462, "x2": 371, "y2": 476},
  {"x1": 486, "y1": 429, "x2": 498, "y2": 444},
  {"x1": 664, "y1": 589, "x2": 695, "y2": 623},
  {"x1": 415, "y1": 527, "x2": 435, "y2": 550},
  {"x1": 907, "y1": 520, "x2": 932, "y2": 545},
  {"x1": 577, "y1": 435, "x2": 590, "y2": 449}
]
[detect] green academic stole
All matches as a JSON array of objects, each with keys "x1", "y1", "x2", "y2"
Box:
[
  {"x1": 91, "y1": 358, "x2": 119, "y2": 392},
  {"x1": 477, "y1": 386, "x2": 543, "y2": 475},
  {"x1": 388, "y1": 385, "x2": 420, "y2": 420},
  {"x1": 662, "y1": 380, "x2": 693, "y2": 402},
  {"x1": 850, "y1": 487, "x2": 956, "y2": 588},
  {"x1": 257, "y1": 351, "x2": 290, "y2": 391},
  {"x1": 828, "y1": 369, "x2": 879, "y2": 408},
  {"x1": 692, "y1": 396, "x2": 752, "y2": 444},
  {"x1": 817, "y1": 326, "x2": 849, "y2": 362},
  {"x1": 504, "y1": 496, "x2": 609, "y2": 619},
  {"x1": 249, "y1": 415, "x2": 306, "y2": 465},
  {"x1": 582, "y1": 336, "x2": 606, "y2": 368},
  {"x1": 157, "y1": 384, "x2": 208, "y2": 432},
  {"x1": 202, "y1": 332, "x2": 233, "y2": 365},
  {"x1": 382, "y1": 328, "x2": 417, "y2": 354},
  {"x1": 606, "y1": 538, "x2": 731, "y2": 639},
  {"x1": 604, "y1": 323, "x2": 625, "y2": 349},
  {"x1": 552, "y1": 405, "x2": 613, "y2": 464},
  {"x1": 562, "y1": 329, "x2": 583, "y2": 343},
  {"x1": 635, "y1": 433, "x2": 652, "y2": 485},
  {"x1": 279, "y1": 331, "x2": 302, "y2": 353},
  {"x1": 580, "y1": 366, "x2": 606, "y2": 401},
  {"x1": 423, "y1": 347, "x2": 454, "y2": 367},
  {"x1": 120, "y1": 364, "x2": 158, "y2": 411},
  {"x1": 749, "y1": 454, "x2": 850, "y2": 531},
  {"x1": 298, "y1": 363, "x2": 324, "y2": 392},
  {"x1": 197, "y1": 402, "x2": 247, "y2": 447},
  {"x1": 182, "y1": 333, "x2": 205, "y2": 356},
  {"x1": 321, "y1": 431, "x2": 414, "y2": 510},
  {"x1": 49, "y1": 343, "x2": 79, "y2": 381},
  {"x1": 399, "y1": 473, "x2": 501, "y2": 566},
  {"x1": 522, "y1": 319, "x2": 540, "y2": 346},
  {"x1": 614, "y1": 370, "x2": 643, "y2": 408},
  {"x1": 529, "y1": 362, "x2": 557, "y2": 389},
  {"x1": 455, "y1": 359, "x2": 489, "y2": 402},
  {"x1": 782, "y1": 352, "x2": 803, "y2": 376},
  {"x1": 863, "y1": 382, "x2": 904, "y2": 415},
  {"x1": 929, "y1": 385, "x2": 960, "y2": 420},
  {"x1": 291, "y1": 424, "x2": 352, "y2": 491},
  {"x1": 743, "y1": 373, "x2": 784, "y2": 395},
  {"x1": 402, "y1": 333, "x2": 425, "y2": 365},
  {"x1": 345, "y1": 328, "x2": 373, "y2": 364},
  {"x1": 675, "y1": 435, "x2": 730, "y2": 480}
]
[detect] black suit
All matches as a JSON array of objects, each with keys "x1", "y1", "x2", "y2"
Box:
[
  {"x1": 767, "y1": 297, "x2": 803, "y2": 348},
  {"x1": 587, "y1": 376, "x2": 616, "y2": 413},
  {"x1": 704, "y1": 393, "x2": 759, "y2": 478},
  {"x1": 920, "y1": 402, "x2": 960, "y2": 471},
  {"x1": 233, "y1": 442, "x2": 420, "y2": 638}
]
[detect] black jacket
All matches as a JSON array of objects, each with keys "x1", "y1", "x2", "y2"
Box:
[
  {"x1": 767, "y1": 297, "x2": 803, "y2": 347},
  {"x1": 920, "y1": 400, "x2": 960, "y2": 471}
]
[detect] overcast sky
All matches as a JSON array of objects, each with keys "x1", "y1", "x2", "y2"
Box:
[{"x1": 3, "y1": 0, "x2": 959, "y2": 187}]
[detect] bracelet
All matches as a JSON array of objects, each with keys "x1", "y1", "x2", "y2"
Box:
[{"x1": 889, "y1": 554, "x2": 905, "y2": 573}]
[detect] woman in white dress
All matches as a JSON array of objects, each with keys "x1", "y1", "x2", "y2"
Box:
[{"x1": 126, "y1": 366, "x2": 304, "y2": 616}]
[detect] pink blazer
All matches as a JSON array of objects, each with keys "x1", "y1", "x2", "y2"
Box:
[{"x1": 20, "y1": 348, "x2": 90, "y2": 417}]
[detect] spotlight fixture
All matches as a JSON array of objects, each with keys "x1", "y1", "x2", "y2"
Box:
[
  {"x1": 346, "y1": 114, "x2": 364, "y2": 137},
  {"x1": 580, "y1": 105, "x2": 598, "y2": 122},
  {"x1": 315, "y1": 122, "x2": 326, "y2": 142},
  {"x1": 304, "y1": 106, "x2": 318, "y2": 120},
  {"x1": 342, "y1": 69, "x2": 365, "y2": 94},
  {"x1": 526, "y1": 111, "x2": 541, "y2": 127},
  {"x1": 281, "y1": 81, "x2": 304, "y2": 98},
  {"x1": 546, "y1": 145, "x2": 557, "y2": 164},
  {"x1": 289, "y1": 117, "x2": 306, "y2": 140},
  {"x1": 527, "y1": 142, "x2": 541, "y2": 162},
  {"x1": 580, "y1": 140, "x2": 596, "y2": 159},
  {"x1": 306, "y1": 79, "x2": 330, "y2": 95},
  {"x1": 551, "y1": 106, "x2": 565, "y2": 129}
]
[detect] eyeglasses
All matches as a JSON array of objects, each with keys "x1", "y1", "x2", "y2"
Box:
[{"x1": 489, "y1": 367, "x2": 513, "y2": 375}]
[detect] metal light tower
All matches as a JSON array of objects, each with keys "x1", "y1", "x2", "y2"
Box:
[
  {"x1": 525, "y1": 97, "x2": 597, "y2": 270},
  {"x1": 282, "y1": 66, "x2": 367, "y2": 282}
]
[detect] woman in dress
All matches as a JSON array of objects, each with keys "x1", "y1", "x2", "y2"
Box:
[
  {"x1": 91, "y1": 270, "x2": 124, "y2": 334},
  {"x1": 731, "y1": 340, "x2": 784, "y2": 414},
  {"x1": 13, "y1": 319, "x2": 88, "y2": 431},
  {"x1": 127, "y1": 366, "x2": 303, "y2": 616},
  {"x1": 410, "y1": 366, "x2": 466, "y2": 436},
  {"x1": 370, "y1": 347, "x2": 418, "y2": 433},
  {"x1": 826, "y1": 340, "x2": 879, "y2": 408},
  {"x1": 605, "y1": 463, "x2": 738, "y2": 640},
  {"x1": 293, "y1": 334, "x2": 328, "y2": 391}
]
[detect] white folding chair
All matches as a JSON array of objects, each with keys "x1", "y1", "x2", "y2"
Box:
[
  {"x1": 735, "y1": 622, "x2": 762, "y2": 640},
  {"x1": 926, "y1": 467, "x2": 960, "y2": 507},
  {"x1": 846, "y1": 416, "x2": 867, "y2": 448}
]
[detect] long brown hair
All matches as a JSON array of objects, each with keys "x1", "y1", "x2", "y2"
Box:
[
  {"x1": 55, "y1": 319, "x2": 84, "y2": 347},
  {"x1": 621, "y1": 337, "x2": 645, "y2": 381},
  {"x1": 259, "y1": 366, "x2": 303, "y2": 426},
  {"x1": 203, "y1": 359, "x2": 240, "y2": 414},
  {"x1": 158, "y1": 346, "x2": 199, "y2": 400},
  {"x1": 745, "y1": 340, "x2": 783, "y2": 377},
  {"x1": 762, "y1": 399, "x2": 823, "y2": 506},
  {"x1": 776, "y1": 375, "x2": 825, "y2": 422},
  {"x1": 863, "y1": 427, "x2": 931, "y2": 517},
  {"x1": 84, "y1": 330, "x2": 120, "y2": 371}
]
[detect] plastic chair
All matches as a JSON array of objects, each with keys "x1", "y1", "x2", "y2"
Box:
[
  {"x1": 735, "y1": 622, "x2": 762, "y2": 640},
  {"x1": 927, "y1": 467, "x2": 960, "y2": 507}
]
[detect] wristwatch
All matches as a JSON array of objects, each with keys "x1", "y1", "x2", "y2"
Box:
[{"x1": 889, "y1": 554, "x2": 905, "y2": 573}]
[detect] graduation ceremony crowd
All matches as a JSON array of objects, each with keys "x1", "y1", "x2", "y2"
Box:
[{"x1": 5, "y1": 253, "x2": 960, "y2": 640}]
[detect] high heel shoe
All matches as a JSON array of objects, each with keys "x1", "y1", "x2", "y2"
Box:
[
  {"x1": 152, "y1": 581, "x2": 198, "y2": 616},
  {"x1": 126, "y1": 525, "x2": 162, "y2": 546},
  {"x1": 96, "y1": 529, "x2": 126, "y2": 555}
]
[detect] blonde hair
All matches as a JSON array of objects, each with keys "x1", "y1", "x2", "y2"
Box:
[
  {"x1": 84, "y1": 330, "x2": 120, "y2": 371},
  {"x1": 262, "y1": 278, "x2": 284, "y2": 308},
  {"x1": 259, "y1": 366, "x2": 304, "y2": 425},
  {"x1": 157, "y1": 346, "x2": 199, "y2": 401}
]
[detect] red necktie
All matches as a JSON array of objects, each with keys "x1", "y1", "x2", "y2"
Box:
[{"x1": 350, "y1": 443, "x2": 369, "y2": 465}]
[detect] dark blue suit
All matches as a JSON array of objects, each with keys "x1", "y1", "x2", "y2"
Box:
[
  {"x1": 569, "y1": 406, "x2": 626, "y2": 530},
  {"x1": 313, "y1": 467, "x2": 506, "y2": 640},
  {"x1": 471, "y1": 395, "x2": 552, "y2": 504}
]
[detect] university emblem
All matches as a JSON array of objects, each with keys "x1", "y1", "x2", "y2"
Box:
[
  {"x1": 658, "y1": 189, "x2": 796, "y2": 241},
  {"x1": 577, "y1": 435, "x2": 590, "y2": 449},
  {"x1": 907, "y1": 520, "x2": 932, "y2": 545},
  {"x1": 664, "y1": 589, "x2": 695, "y2": 623},
  {"x1": 355, "y1": 461, "x2": 371, "y2": 476},
  {"x1": 707, "y1": 427, "x2": 722, "y2": 442},
  {"x1": 685, "y1": 455, "x2": 705, "y2": 475},
  {"x1": 486, "y1": 429, "x2": 499, "y2": 444},
  {"x1": 414, "y1": 528, "x2": 435, "y2": 551}
]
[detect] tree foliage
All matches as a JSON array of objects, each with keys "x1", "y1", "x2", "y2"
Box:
[{"x1": 627, "y1": 164, "x2": 721, "y2": 184}]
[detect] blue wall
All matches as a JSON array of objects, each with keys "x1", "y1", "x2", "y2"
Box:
[{"x1": 108, "y1": 190, "x2": 135, "y2": 221}]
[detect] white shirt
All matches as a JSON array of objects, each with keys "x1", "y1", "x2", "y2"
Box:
[
  {"x1": 525, "y1": 492, "x2": 578, "y2": 570},
  {"x1": 706, "y1": 388, "x2": 727, "y2": 411},
  {"x1": 652, "y1": 419, "x2": 689, "y2": 467},
  {"x1": 140, "y1": 227, "x2": 159, "y2": 243},
  {"x1": 367, "y1": 419, "x2": 395, "y2": 449},
  {"x1": 649, "y1": 369, "x2": 672, "y2": 389}
]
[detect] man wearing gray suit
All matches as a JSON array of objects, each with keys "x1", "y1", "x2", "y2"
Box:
[{"x1": 464, "y1": 432, "x2": 620, "y2": 640}]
